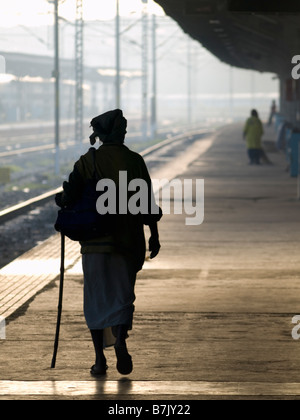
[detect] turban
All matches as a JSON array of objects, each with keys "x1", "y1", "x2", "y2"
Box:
[{"x1": 89, "y1": 109, "x2": 127, "y2": 145}]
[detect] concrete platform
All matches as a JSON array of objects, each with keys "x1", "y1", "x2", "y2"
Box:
[{"x1": 1, "y1": 123, "x2": 300, "y2": 400}]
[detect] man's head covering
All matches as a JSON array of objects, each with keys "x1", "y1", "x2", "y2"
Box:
[{"x1": 89, "y1": 109, "x2": 127, "y2": 145}]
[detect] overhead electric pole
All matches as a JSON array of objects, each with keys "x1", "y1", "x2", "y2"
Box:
[
  {"x1": 75, "y1": 0, "x2": 84, "y2": 143},
  {"x1": 151, "y1": 13, "x2": 157, "y2": 140},
  {"x1": 116, "y1": 0, "x2": 121, "y2": 109},
  {"x1": 54, "y1": 0, "x2": 60, "y2": 175},
  {"x1": 229, "y1": 65, "x2": 233, "y2": 118},
  {"x1": 142, "y1": 0, "x2": 149, "y2": 143},
  {"x1": 187, "y1": 38, "x2": 192, "y2": 126}
]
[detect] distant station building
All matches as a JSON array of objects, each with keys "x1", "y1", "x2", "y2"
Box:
[{"x1": 0, "y1": 52, "x2": 141, "y2": 123}]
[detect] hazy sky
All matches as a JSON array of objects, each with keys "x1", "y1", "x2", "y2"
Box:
[{"x1": 0, "y1": 0, "x2": 164, "y2": 27}]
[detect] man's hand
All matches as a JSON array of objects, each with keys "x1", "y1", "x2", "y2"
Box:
[{"x1": 149, "y1": 236, "x2": 161, "y2": 259}]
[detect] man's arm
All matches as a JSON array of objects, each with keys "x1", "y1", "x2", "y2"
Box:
[
  {"x1": 55, "y1": 161, "x2": 85, "y2": 208},
  {"x1": 148, "y1": 221, "x2": 161, "y2": 259},
  {"x1": 243, "y1": 118, "x2": 249, "y2": 140}
]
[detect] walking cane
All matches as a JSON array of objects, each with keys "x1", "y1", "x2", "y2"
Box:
[{"x1": 51, "y1": 233, "x2": 65, "y2": 369}]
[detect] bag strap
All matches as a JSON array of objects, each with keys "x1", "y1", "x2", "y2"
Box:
[{"x1": 90, "y1": 147, "x2": 100, "y2": 181}]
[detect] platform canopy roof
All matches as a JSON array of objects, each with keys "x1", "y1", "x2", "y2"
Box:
[
  {"x1": 154, "y1": 0, "x2": 300, "y2": 76},
  {"x1": 0, "y1": 51, "x2": 141, "y2": 83}
]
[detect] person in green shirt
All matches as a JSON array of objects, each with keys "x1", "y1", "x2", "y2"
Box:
[{"x1": 243, "y1": 109, "x2": 264, "y2": 165}]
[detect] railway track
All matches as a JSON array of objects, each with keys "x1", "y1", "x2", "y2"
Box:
[
  {"x1": 0, "y1": 128, "x2": 212, "y2": 224},
  {"x1": 0, "y1": 126, "x2": 186, "y2": 159}
]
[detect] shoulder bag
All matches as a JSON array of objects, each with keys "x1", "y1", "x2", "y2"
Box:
[{"x1": 54, "y1": 148, "x2": 113, "y2": 241}]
